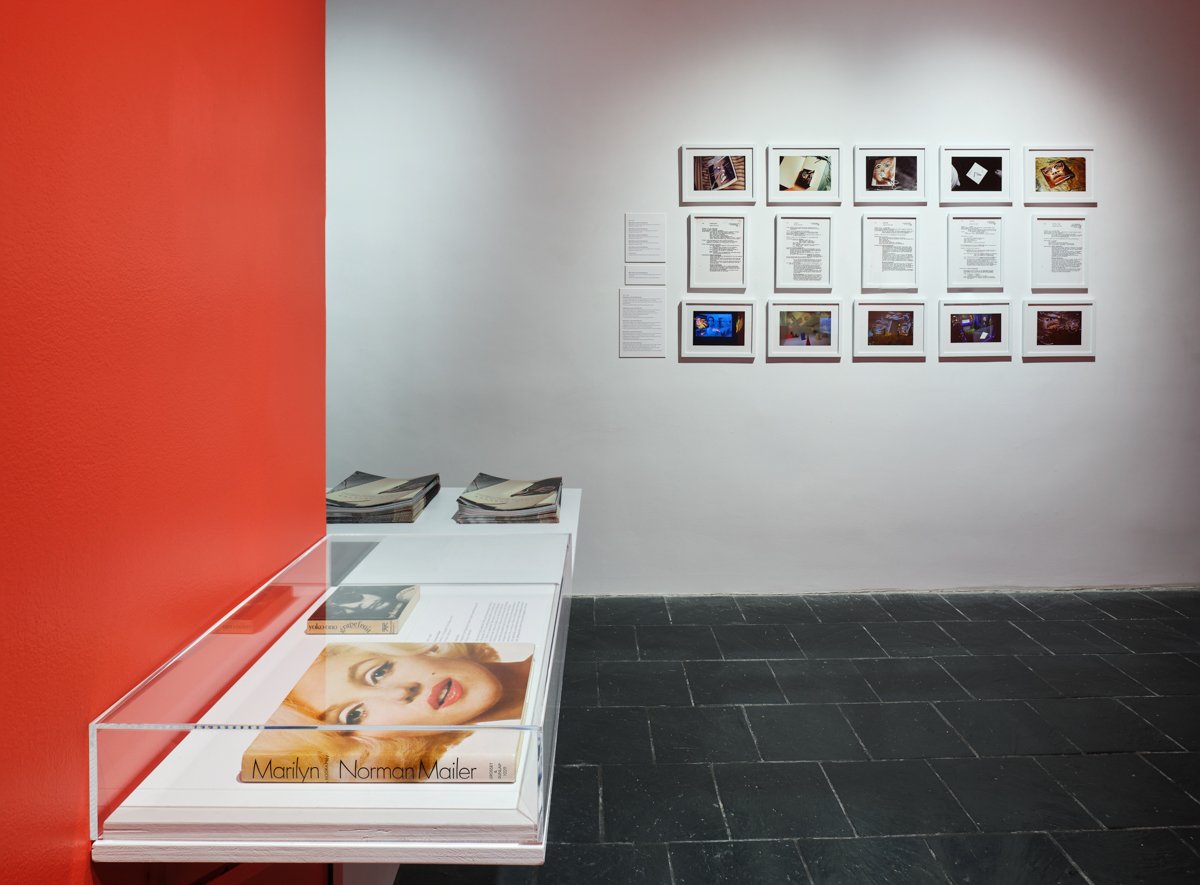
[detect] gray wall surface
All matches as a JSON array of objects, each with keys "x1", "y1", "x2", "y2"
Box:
[{"x1": 327, "y1": 0, "x2": 1200, "y2": 595}]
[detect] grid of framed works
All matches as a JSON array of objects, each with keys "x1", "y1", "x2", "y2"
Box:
[{"x1": 650, "y1": 142, "x2": 1100, "y2": 364}]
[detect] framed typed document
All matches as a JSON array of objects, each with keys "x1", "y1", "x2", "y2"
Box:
[
  {"x1": 681, "y1": 145, "x2": 755, "y2": 204},
  {"x1": 939, "y1": 299, "x2": 1012, "y2": 359},
  {"x1": 1022, "y1": 299, "x2": 1095, "y2": 359},
  {"x1": 862, "y1": 215, "x2": 918, "y2": 290},
  {"x1": 939, "y1": 147, "x2": 1012, "y2": 204},
  {"x1": 947, "y1": 215, "x2": 1004, "y2": 290},
  {"x1": 689, "y1": 213, "x2": 748, "y2": 289},
  {"x1": 680, "y1": 299, "x2": 755, "y2": 359},
  {"x1": 767, "y1": 146, "x2": 841, "y2": 204},
  {"x1": 853, "y1": 299, "x2": 926, "y2": 359},
  {"x1": 766, "y1": 300, "x2": 841, "y2": 359},
  {"x1": 854, "y1": 146, "x2": 927, "y2": 204},
  {"x1": 775, "y1": 215, "x2": 832, "y2": 290},
  {"x1": 1024, "y1": 147, "x2": 1096, "y2": 204},
  {"x1": 1031, "y1": 216, "x2": 1088, "y2": 290}
]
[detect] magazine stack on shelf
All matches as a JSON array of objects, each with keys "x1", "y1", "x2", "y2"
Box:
[
  {"x1": 454, "y1": 473, "x2": 562, "y2": 524},
  {"x1": 326, "y1": 471, "x2": 440, "y2": 524}
]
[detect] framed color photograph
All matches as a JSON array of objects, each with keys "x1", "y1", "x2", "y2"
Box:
[
  {"x1": 680, "y1": 299, "x2": 756, "y2": 359},
  {"x1": 775, "y1": 214, "x2": 832, "y2": 289},
  {"x1": 681, "y1": 145, "x2": 755, "y2": 204},
  {"x1": 767, "y1": 146, "x2": 841, "y2": 204},
  {"x1": 1031, "y1": 215, "x2": 1088, "y2": 290},
  {"x1": 1024, "y1": 147, "x2": 1095, "y2": 204},
  {"x1": 766, "y1": 300, "x2": 841, "y2": 359},
  {"x1": 939, "y1": 146, "x2": 1011, "y2": 204},
  {"x1": 938, "y1": 299, "x2": 1011, "y2": 359},
  {"x1": 689, "y1": 213, "x2": 748, "y2": 289},
  {"x1": 1022, "y1": 299, "x2": 1095, "y2": 359},
  {"x1": 853, "y1": 300, "x2": 925, "y2": 358},
  {"x1": 854, "y1": 146, "x2": 926, "y2": 203}
]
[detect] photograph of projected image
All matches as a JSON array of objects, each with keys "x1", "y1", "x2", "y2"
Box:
[
  {"x1": 867, "y1": 310, "x2": 915, "y2": 346},
  {"x1": 694, "y1": 155, "x2": 745, "y2": 191},
  {"x1": 1024, "y1": 148, "x2": 1095, "y2": 204},
  {"x1": 1036, "y1": 310, "x2": 1083, "y2": 346},
  {"x1": 950, "y1": 313, "x2": 1002, "y2": 343},
  {"x1": 779, "y1": 310, "x2": 832, "y2": 347},
  {"x1": 1034, "y1": 156, "x2": 1085, "y2": 192},
  {"x1": 693, "y1": 310, "x2": 746, "y2": 346}
]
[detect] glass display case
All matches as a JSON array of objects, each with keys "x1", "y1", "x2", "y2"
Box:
[{"x1": 90, "y1": 532, "x2": 572, "y2": 864}]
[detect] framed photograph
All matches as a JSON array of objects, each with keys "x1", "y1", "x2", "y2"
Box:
[
  {"x1": 1031, "y1": 215, "x2": 1087, "y2": 290},
  {"x1": 775, "y1": 214, "x2": 832, "y2": 289},
  {"x1": 680, "y1": 299, "x2": 756, "y2": 359},
  {"x1": 1024, "y1": 147, "x2": 1095, "y2": 204},
  {"x1": 938, "y1": 299, "x2": 1011, "y2": 359},
  {"x1": 1022, "y1": 299, "x2": 1095, "y2": 359},
  {"x1": 767, "y1": 146, "x2": 841, "y2": 204},
  {"x1": 681, "y1": 145, "x2": 755, "y2": 204},
  {"x1": 947, "y1": 215, "x2": 1004, "y2": 289},
  {"x1": 766, "y1": 300, "x2": 841, "y2": 359},
  {"x1": 854, "y1": 146, "x2": 926, "y2": 203},
  {"x1": 862, "y1": 215, "x2": 918, "y2": 290},
  {"x1": 939, "y1": 146, "x2": 1011, "y2": 204},
  {"x1": 689, "y1": 213, "x2": 748, "y2": 289},
  {"x1": 853, "y1": 300, "x2": 925, "y2": 359}
]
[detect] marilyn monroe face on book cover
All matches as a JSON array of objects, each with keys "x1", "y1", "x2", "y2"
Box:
[{"x1": 292, "y1": 645, "x2": 505, "y2": 729}]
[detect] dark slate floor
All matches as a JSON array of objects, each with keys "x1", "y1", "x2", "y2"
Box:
[{"x1": 394, "y1": 590, "x2": 1200, "y2": 884}]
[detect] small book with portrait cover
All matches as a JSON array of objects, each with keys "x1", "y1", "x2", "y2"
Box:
[
  {"x1": 326, "y1": 471, "x2": 440, "y2": 524},
  {"x1": 305, "y1": 584, "x2": 421, "y2": 635},
  {"x1": 240, "y1": 641, "x2": 535, "y2": 784}
]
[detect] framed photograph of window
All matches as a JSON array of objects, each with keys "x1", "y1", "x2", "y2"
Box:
[
  {"x1": 854, "y1": 146, "x2": 926, "y2": 204},
  {"x1": 775, "y1": 214, "x2": 832, "y2": 290},
  {"x1": 767, "y1": 146, "x2": 841, "y2": 204},
  {"x1": 939, "y1": 146, "x2": 1011, "y2": 204},
  {"x1": 766, "y1": 300, "x2": 841, "y2": 359},
  {"x1": 1022, "y1": 299, "x2": 1095, "y2": 359},
  {"x1": 1024, "y1": 147, "x2": 1095, "y2": 204},
  {"x1": 680, "y1": 145, "x2": 755, "y2": 204},
  {"x1": 680, "y1": 299, "x2": 756, "y2": 359},
  {"x1": 853, "y1": 299, "x2": 925, "y2": 359},
  {"x1": 939, "y1": 299, "x2": 1011, "y2": 359},
  {"x1": 689, "y1": 213, "x2": 748, "y2": 290}
]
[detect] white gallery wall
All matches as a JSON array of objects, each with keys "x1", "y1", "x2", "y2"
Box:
[{"x1": 327, "y1": 0, "x2": 1200, "y2": 595}]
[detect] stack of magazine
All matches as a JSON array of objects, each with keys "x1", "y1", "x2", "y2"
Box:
[
  {"x1": 326, "y1": 471, "x2": 440, "y2": 524},
  {"x1": 454, "y1": 473, "x2": 562, "y2": 524}
]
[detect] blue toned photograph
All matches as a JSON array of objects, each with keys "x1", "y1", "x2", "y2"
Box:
[
  {"x1": 693, "y1": 311, "x2": 745, "y2": 347},
  {"x1": 950, "y1": 313, "x2": 1002, "y2": 344}
]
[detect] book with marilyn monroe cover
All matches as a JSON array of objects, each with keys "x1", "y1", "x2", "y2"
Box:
[{"x1": 240, "y1": 641, "x2": 535, "y2": 784}]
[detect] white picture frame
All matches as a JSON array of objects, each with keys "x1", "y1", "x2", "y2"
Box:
[
  {"x1": 1031, "y1": 215, "x2": 1088, "y2": 290},
  {"x1": 947, "y1": 215, "x2": 1004, "y2": 290},
  {"x1": 939, "y1": 146, "x2": 1012, "y2": 204},
  {"x1": 680, "y1": 299, "x2": 756, "y2": 359},
  {"x1": 680, "y1": 145, "x2": 756, "y2": 204},
  {"x1": 1022, "y1": 299, "x2": 1095, "y2": 359},
  {"x1": 767, "y1": 146, "x2": 841, "y2": 204},
  {"x1": 853, "y1": 299, "x2": 926, "y2": 359},
  {"x1": 862, "y1": 214, "x2": 918, "y2": 290},
  {"x1": 775, "y1": 214, "x2": 833, "y2": 290},
  {"x1": 854, "y1": 146, "x2": 926, "y2": 204},
  {"x1": 689, "y1": 213, "x2": 748, "y2": 290},
  {"x1": 1024, "y1": 147, "x2": 1096, "y2": 204},
  {"x1": 766, "y1": 300, "x2": 841, "y2": 359},
  {"x1": 939, "y1": 299, "x2": 1012, "y2": 359}
]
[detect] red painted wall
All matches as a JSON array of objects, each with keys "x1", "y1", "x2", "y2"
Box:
[{"x1": 0, "y1": 3, "x2": 326, "y2": 883}]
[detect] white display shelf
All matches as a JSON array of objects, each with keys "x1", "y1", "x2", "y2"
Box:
[{"x1": 91, "y1": 530, "x2": 574, "y2": 865}]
